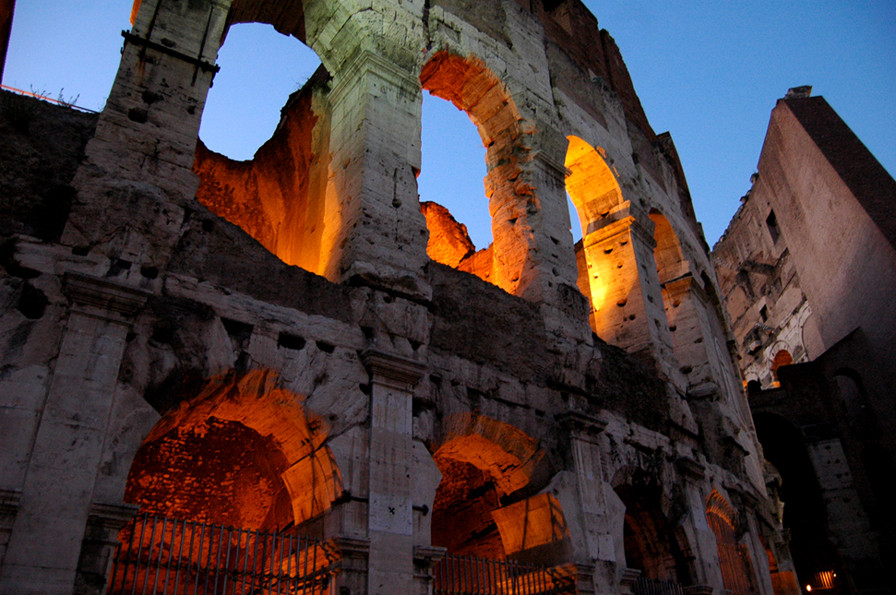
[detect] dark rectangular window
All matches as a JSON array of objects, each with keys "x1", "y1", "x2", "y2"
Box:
[{"x1": 766, "y1": 210, "x2": 780, "y2": 244}]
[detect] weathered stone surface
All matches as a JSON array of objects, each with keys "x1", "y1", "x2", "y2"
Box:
[
  {"x1": 713, "y1": 91, "x2": 896, "y2": 592},
  {"x1": 0, "y1": 0, "x2": 783, "y2": 594}
]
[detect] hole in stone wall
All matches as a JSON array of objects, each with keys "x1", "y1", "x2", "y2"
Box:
[
  {"x1": 568, "y1": 194, "x2": 582, "y2": 245},
  {"x1": 192, "y1": 24, "x2": 332, "y2": 275},
  {"x1": 199, "y1": 23, "x2": 320, "y2": 161},
  {"x1": 418, "y1": 91, "x2": 491, "y2": 271}
]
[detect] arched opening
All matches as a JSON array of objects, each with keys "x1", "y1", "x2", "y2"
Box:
[
  {"x1": 419, "y1": 90, "x2": 490, "y2": 267},
  {"x1": 705, "y1": 490, "x2": 760, "y2": 595},
  {"x1": 614, "y1": 485, "x2": 692, "y2": 584},
  {"x1": 113, "y1": 370, "x2": 341, "y2": 593},
  {"x1": 198, "y1": 23, "x2": 320, "y2": 160},
  {"x1": 420, "y1": 51, "x2": 535, "y2": 296},
  {"x1": 564, "y1": 136, "x2": 636, "y2": 340},
  {"x1": 564, "y1": 136, "x2": 623, "y2": 237},
  {"x1": 192, "y1": 22, "x2": 334, "y2": 276},
  {"x1": 649, "y1": 211, "x2": 688, "y2": 285},
  {"x1": 126, "y1": 370, "x2": 342, "y2": 529},
  {"x1": 771, "y1": 350, "x2": 793, "y2": 381},
  {"x1": 752, "y1": 414, "x2": 845, "y2": 593},
  {"x1": 429, "y1": 414, "x2": 567, "y2": 565}
]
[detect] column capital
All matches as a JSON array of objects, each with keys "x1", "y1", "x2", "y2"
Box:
[
  {"x1": 556, "y1": 411, "x2": 607, "y2": 438},
  {"x1": 63, "y1": 273, "x2": 151, "y2": 320},
  {"x1": 361, "y1": 350, "x2": 426, "y2": 391},
  {"x1": 86, "y1": 502, "x2": 139, "y2": 533},
  {"x1": 330, "y1": 48, "x2": 421, "y2": 102},
  {"x1": 583, "y1": 203, "x2": 656, "y2": 249}
]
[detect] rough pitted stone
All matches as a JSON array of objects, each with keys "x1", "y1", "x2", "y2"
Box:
[{"x1": 0, "y1": 1, "x2": 787, "y2": 594}]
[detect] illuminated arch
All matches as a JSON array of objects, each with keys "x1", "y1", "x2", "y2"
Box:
[
  {"x1": 126, "y1": 369, "x2": 343, "y2": 530},
  {"x1": 430, "y1": 413, "x2": 567, "y2": 561},
  {"x1": 771, "y1": 349, "x2": 793, "y2": 380},
  {"x1": 564, "y1": 135, "x2": 623, "y2": 237},
  {"x1": 610, "y1": 470, "x2": 695, "y2": 583},
  {"x1": 420, "y1": 51, "x2": 536, "y2": 296},
  {"x1": 649, "y1": 210, "x2": 688, "y2": 284},
  {"x1": 705, "y1": 489, "x2": 760, "y2": 595}
]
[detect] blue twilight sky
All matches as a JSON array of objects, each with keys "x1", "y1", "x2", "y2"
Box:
[{"x1": 4, "y1": 1, "x2": 894, "y2": 249}]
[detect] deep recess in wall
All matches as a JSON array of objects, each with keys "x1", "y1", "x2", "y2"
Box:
[{"x1": 199, "y1": 23, "x2": 321, "y2": 161}]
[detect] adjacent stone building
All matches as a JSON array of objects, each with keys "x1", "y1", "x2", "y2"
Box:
[
  {"x1": 713, "y1": 87, "x2": 896, "y2": 594},
  {"x1": 1, "y1": 1, "x2": 792, "y2": 594}
]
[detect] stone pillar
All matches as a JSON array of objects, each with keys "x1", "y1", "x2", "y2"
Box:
[
  {"x1": 75, "y1": 503, "x2": 139, "y2": 595},
  {"x1": 321, "y1": 50, "x2": 430, "y2": 293},
  {"x1": 518, "y1": 129, "x2": 582, "y2": 306},
  {"x1": 556, "y1": 412, "x2": 609, "y2": 594},
  {"x1": 361, "y1": 350, "x2": 435, "y2": 595},
  {"x1": 673, "y1": 458, "x2": 724, "y2": 593},
  {"x1": 63, "y1": 0, "x2": 231, "y2": 264},
  {"x1": 529, "y1": 141, "x2": 594, "y2": 344},
  {"x1": 91, "y1": 0, "x2": 229, "y2": 192},
  {"x1": 0, "y1": 274, "x2": 148, "y2": 595},
  {"x1": 580, "y1": 203, "x2": 678, "y2": 380}
]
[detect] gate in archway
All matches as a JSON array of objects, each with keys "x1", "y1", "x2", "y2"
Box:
[
  {"x1": 106, "y1": 514, "x2": 336, "y2": 595},
  {"x1": 432, "y1": 554, "x2": 576, "y2": 594}
]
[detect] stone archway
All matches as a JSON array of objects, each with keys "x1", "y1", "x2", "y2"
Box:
[
  {"x1": 705, "y1": 489, "x2": 760, "y2": 595},
  {"x1": 126, "y1": 369, "x2": 343, "y2": 530},
  {"x1": 429, "y1": 413, "x2": 569, "y2": 564},
  {"x1": 612, "y1": 483, "x2": 694, "y2": 584},
  {"x1": 420, "y1": 51, "x2": 539, "y2": 297}
]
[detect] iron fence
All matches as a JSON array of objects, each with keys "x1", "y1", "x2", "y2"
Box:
[
  {"x1": 633, "y1": 577, "x2": 684, "y2": 595},
  {"x1": 106, "y1": 513, "x2": 334, "y2": 595},
  {"x1": 432, "y1": 554, "x2": 576, "y2": 595}
]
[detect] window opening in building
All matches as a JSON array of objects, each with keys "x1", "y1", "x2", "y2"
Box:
[
  {"x1": 771, "y1": 349, "x2": 793, "y2": 381},
  {"x1": 198, "y1": 23, "x2": 320, "y2": 160},
  {"x1": 192, "y1": 23, "x2": 332, "y2": 275},
  {"x1": 419, "y1": 90, "x2": 491, "y2": 257},
  {"x1": 765, "y1": 210, "x2": 780, "y2": 244}
]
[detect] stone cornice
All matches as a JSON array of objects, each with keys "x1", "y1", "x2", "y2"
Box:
[
  {"x1": 63, "y1": 272, "x2": 151, "y2": 319},
  {"x1": 361, "y1": 350, "x2": 426, "y2": 391},
  {"x1": 556, "y1": 411, "x2": 607, "y2": 437}
]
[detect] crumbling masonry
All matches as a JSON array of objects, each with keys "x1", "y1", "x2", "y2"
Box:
[{"x1": 0, "y1": 0, "x2": 793, "y2": 594}]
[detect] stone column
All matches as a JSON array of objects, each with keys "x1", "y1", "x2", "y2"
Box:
[
  {"x1": 580, "y1": 203, "x2": 678, "y2": 380},
  {"x1": 517, "y1": 128, "x2": 582, "y2": 305},
  {"x1": 321, "y1": 50, "x2": 430, "y2": 294},
  {"x1": 91, "y1": 0, "x2": 229, "y2": 192},
  {"x1": 0, "y1": 274, "x2": 149, "y2": 595},
  {"x1": 673, "y1": 457, "x2": 722, "y2": 593},
  {"x1": 556, "y1": 412, "x2": 609, "y2": 594},
  {"x1": 529, "y1": 141, "x2": 594, "y2": 344},
  {"x1": 64, "y1": 0, "x2": 232, "y2": 266},
  {"x1": 361, "y1": 350, "x2": 436, "y2": 595},
  {"x1": 75, "y1": 503, "x2": 139, "y2": 595}
]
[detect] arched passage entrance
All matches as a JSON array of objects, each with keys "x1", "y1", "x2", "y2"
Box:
[
  {"x1": 705, "y1": 490, "x2": 760, "y2": 595},
  {"x1": 126, "y1": 369, "x2": 343, "y2": 529},
  {"x1": 420, "y1": 51, "x2": 538, "y2": 296},
  {"x1": 753, "y1": 413, "x2": 847, "y2": 593},
  {"x1": 612, "y1": 482, "x2": 694, "y2": 585},
  {"x1": 111, "y1": 370, "x2": 342, "y2": 593},
  {"x1": 429, "y1": 414, "x2": 569, "y2": 565}
]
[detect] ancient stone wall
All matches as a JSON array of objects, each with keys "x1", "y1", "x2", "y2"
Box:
[
  {"x1": 0, "y1": 1, "x2": 787, "y2": 594},
  {"x1": 713, "y1": 89, "x2": 896, "y2": 593}
]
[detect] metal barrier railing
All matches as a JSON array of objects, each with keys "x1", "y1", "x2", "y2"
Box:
[
  {"x1": 633, "y1": 577, "x2": 685, "y2": 595},
  {"x1": 106, "y1": 513, "x2": 334, "y2": 595},
  {"x1": 432, "y1": 554, "x2": 576, "y2": 595}
]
